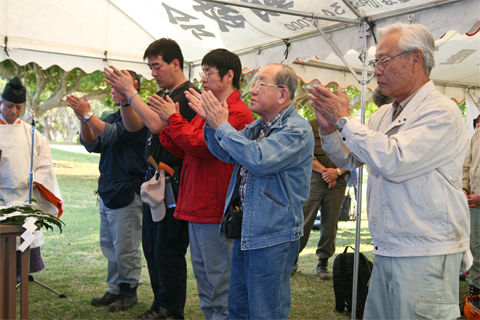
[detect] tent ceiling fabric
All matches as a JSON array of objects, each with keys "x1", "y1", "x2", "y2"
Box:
[{"x1": 0, "y1": 0, "x2": 478, "y2": 101}]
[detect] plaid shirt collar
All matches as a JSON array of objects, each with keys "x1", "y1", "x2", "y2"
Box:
[
  {"x1": 258, "y1": 106, "x2": 288, "y2": 138},
  {"x1": 238, "y1": 106, "x2": 289, "y2": 205}
]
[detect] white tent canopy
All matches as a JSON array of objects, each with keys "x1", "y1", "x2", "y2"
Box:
[
  {"x1": 1, "y1": 0, "x2": 479, "y2": 102},
  {"x1": 2, "y1": 2, "x2": 478, "y2": 318}
]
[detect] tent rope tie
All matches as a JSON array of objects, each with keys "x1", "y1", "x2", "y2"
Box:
[
  {"x1": 4, "y1": 36, "x2": 9, "y2": 57},
  {"x1": 283, "y1": 39, "x2": 291, "y2": 60},
  {"x1": 365, "y1": 20, "x2": 377, "y2": 44}
]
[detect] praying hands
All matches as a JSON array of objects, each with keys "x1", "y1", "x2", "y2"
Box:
[{"x1": 185, "y1": 88, "x2": 229, "y2": 130}]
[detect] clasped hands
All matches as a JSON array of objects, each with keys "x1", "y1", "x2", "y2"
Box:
[
  {"x1": 322, "y1": 168, "x2": 338, "y2": 189},
  {"x1": 185, "y1": 88, "x2": 229, "y2": 130},
  {"x1": 102, "y1": 65, "x2": 228, "y2": 128},
  {"x1": 463, "y1": 190, "x2": 480, "y2": 208},
  {"x1": 103, "y1": 65, "x2": 178, "y2": 125},
  {"x1": 306, "y1": 84, "x2": 351, "y2": 135},
  {"x1": 66, "y1": 94, "x2": 91, "y2": 121},
  {"x1": 147, "y1": 88, "x2": 229, "y2": 129}
]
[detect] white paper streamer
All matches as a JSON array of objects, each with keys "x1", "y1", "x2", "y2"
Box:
[{"x1": 17, "y1": 217, "x2": 38, "y2": 252}]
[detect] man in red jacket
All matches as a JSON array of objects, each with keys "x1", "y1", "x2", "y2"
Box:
[{"x1": 149, "y1": 49, "x2": 253, "y2": 319}]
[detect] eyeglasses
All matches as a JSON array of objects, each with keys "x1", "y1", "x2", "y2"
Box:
[
  {"x1": 252, "y1": 79, "x2": 285, "y2": 92},
  {"x1": 199, "y1": 70, "x2": 219, "y2": 78},
  {"x1": 368, "y1": 50, "x2": 413, "y2": 71}
]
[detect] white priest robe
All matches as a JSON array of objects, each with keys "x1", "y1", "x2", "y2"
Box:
[{"x1": 0, "y1": 114, "x2": 63, "y2": 249}]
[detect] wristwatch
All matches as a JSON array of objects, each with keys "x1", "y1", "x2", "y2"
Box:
[
  {"x1": 336, "y1": 168, "x2": 342, "y2": 176},
  {"x1": 336, "y1": 117, "x2": 352, "y2": 132},
  {"x1": 83, "y1": 112, "x2": 94, "y2": 122}
]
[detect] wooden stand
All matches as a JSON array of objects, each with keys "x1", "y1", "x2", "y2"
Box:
[{"x1": 0, "y1": 225, "x2": 30, "y2": 320}]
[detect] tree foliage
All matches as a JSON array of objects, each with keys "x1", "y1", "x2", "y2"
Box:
[
  {"x1": 292, "y1": 80, "x2": 466, "y2": 123},
  {"x1": 294, "y1": 80, "x2": 378, "y2": 122},
  {"x1": 1, "y1": 59, "x2": 467, "y2": 141},
  {"x1": 0, "y1": 60, "x2": 157, "y2": 141}
]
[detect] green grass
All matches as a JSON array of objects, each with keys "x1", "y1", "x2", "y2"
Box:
[
  {"x1": 16, "y1": 147, "x2": 470, "y2": 319},
  {"x1": 50, "y1": 148, "x2": 100, "y2": 164}
]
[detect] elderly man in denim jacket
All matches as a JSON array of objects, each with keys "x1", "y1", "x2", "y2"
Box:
[
  {"x1": 308, "y1": 23, "x2": 470, "y2": 319},
  {"x1": 190, "y1": 64, "x2": 314, "y2": 319}
]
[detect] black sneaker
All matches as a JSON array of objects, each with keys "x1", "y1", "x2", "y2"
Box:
[
  {"x1": 108, "y1": 283, "x2": 138, "y2": 312},
  {"x1": 157, "y1": 306, "x2": 174, "y2": 320},
  {"x1": 134, "y1": 309, "x2": 161, "y2": 319},
  {"x1": 317, "y1": 258, "x2": 332, "y2": 280},
  {"x1": 91, "y1": 291, "x2": 120, "y2": 306}
]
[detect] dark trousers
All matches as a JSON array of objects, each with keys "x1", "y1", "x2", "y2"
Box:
[
  {"x1": 299, "y1": 171, "x2": 346, "y2": 259},
  {"x1": 142, "y1": 203, "x2": 189, "y2": 319}
]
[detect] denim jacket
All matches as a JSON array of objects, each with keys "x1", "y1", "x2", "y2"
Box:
[{"x1": 204, "y1": 104, "x2": 314, "y2": 250}]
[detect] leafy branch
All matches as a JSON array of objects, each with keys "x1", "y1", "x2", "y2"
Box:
[{"x1": 0, "y1": 199, "x2": 65, "y2": 233}]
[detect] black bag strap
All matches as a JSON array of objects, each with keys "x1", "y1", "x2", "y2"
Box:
[{"x1": 344, "y1": 245, "x2": 355, "y2": 253}]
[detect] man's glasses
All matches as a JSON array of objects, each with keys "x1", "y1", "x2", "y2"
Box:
[
  {"x1": 368, "y1": 50, "x2": 413, "y2": 71},
  {"x1": 252, "y1": 79, "x2": 285, "y2": 92},
  {"x1": 199, "y1": 70, "x2": 219, "y2": 78}
]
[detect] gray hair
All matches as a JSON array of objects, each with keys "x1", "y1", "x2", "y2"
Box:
[
  {"x1": 378, "y1": 23, "x2": 435, "y2": 76},
  {"x1": 270, "y1": 64, "x2": 297, "y2": 101}
]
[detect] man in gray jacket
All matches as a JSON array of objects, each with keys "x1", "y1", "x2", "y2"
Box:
[{"x1": 308, "y1": 23, "x2": 470, "y2": 319}]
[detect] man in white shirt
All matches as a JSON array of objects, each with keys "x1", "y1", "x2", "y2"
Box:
[{"x1": 308, "y1": 23, "x2": 470, "y2": 319}]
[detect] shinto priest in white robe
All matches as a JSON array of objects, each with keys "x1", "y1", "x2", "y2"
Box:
[{"x1": 0, "y1": 113, "x2": 63, "y2": 249}]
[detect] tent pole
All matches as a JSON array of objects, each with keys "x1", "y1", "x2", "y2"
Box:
[
  {"x1": 313, "y1": 22, "x2": 361, "y2": 84},
  {"x1": 190, "y1": 23, "x2": 362, "y2": 69},
  {"x1": 188, "y1": 62, "x2": 193, "y2": 82},
  {"x1": 350, "y1": 19, "x2": 370, "y2": 320}
]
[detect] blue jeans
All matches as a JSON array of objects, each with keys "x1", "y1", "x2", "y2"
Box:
[
  {"x1": 467, "y1": 206, "x2": 480, "y2": 288},
  {"x1": 99, "y1": 194, "x2": 143, "y2": 294},
  {"x1": 189, "y1": 222, "x2": 233, "y2": 320},
  {"x1": 364, "y1": 253, "x2": 462, "y2": 320},
  {"x1": 228, "y1": 239, "x2": 299, "y2": 320}
]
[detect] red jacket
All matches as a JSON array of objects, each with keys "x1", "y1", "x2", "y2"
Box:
[{"x1": 159, "y1": 90, "x2": 254, "y2": 223}]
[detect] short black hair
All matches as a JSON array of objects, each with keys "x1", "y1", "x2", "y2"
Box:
[
  {"x1": 127, "y1": 70, "x2": 141, "y2": 93},
  {"x1": 143, "y1": 38, "x2": 184, "y2": 71},
  {"x1": 474, "y1": 114, "x2": 480, "y2": 129},
  {"x1": 202, "y1": 49, "x2": 242, "y2": 90}
]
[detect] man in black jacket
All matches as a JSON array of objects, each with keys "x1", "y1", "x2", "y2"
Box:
[{"x1": 104, "y1": 38, "x2": 199, "y2": 319}]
